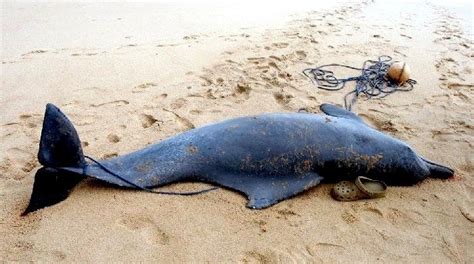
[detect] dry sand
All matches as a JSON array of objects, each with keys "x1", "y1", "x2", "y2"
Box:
[{"x1": 1, "y1": 0, "x2": 473, "y2": 262}]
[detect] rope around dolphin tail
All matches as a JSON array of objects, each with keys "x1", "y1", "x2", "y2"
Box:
[{"x1": 85, "y1": 156, "x2": 219, "y2": 196}]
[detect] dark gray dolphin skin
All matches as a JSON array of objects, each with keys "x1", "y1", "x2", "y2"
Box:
[{"x1": 23, "y1": 103, "x2": 454, "y2": 215}]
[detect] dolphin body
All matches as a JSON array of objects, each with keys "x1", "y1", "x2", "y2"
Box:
[{"x1": 23, "y1": 103, "x2": 454, "y2": 214}]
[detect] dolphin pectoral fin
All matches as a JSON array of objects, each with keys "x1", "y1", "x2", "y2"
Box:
[
  {"x1": 247, "y1": 197, "x2": 276, "y2": 209},
  {"x1": 320, "y1": 104, "x2": 364, "y2": 123},
  {"x1": 245, "y1": 172, "x2": 324, "y2": 209},
  {"x1": 206, "y1": 171, "x2": 323, "y2": 209}
]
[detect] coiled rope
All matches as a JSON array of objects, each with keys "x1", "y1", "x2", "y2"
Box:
[{"x1": 303, "y1": 55, "x2": 417, "y2": 111}]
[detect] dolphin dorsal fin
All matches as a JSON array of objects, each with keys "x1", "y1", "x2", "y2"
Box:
[{"x1": 320, "y1": 104, "x2": 365, "y2": 123}]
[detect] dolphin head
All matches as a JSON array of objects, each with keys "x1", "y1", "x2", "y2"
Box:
[{"x1": 378, "y1": 145, "x2": 454, "y2": 186}]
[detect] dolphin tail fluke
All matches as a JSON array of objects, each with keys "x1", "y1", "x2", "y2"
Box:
[
  {"x1": 22, "y1": 167, "x2": 84, "y2": 215},
  {"x1": 23, "y1": 104, "x2": 86, "y2": 215},
  {"x1": 421, "y1": 158, "x2": 454, "y2": 179},
  {"x1": 38, "y1": 103, "x2": 86, "y2": 168}
]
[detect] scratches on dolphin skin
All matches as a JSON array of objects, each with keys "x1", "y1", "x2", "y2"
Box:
[{"x1": 336, "y1": 146, "x2": 384, "y2": 172}]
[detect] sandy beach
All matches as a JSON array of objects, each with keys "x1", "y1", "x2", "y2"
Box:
[{"x1": 1, "y1": 0, "x2": 473, "y2": 262}]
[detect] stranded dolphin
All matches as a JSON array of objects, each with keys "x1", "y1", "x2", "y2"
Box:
[{"x1": 23, "y1": 103, "x2": 454, "y2": 214}]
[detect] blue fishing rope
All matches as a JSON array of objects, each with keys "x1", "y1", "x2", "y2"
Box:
[{"x1": 84, "y1": 155, "x2": 218, "y2": 196}]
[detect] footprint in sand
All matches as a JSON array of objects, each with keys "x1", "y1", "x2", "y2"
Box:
[
  {"x1": 274, "y1": 245, "x2": 321, "y2": 263},
  {"x1": 102, "y1": 152, "x2": 118, "y2": 159},
  {"x1": 447, "y1": 83, "x2": 474, "y2": 90},
  {"x1": 170, "y1": 98, "x2": 187, "y2": 110},
  {"x1": 277, "y1": 71, "x2": 293, "y2": 81},
  {"x1": 273, "y1": 92, "x2": 293, "y2": 106},
  {"x1": 215, "y1": 77, "x2": 225, "y2": 85},
  {"x1": 1, "y1": 113, "x2": 40, "y2": 142},
  {"x1": 22, "y1": 50, "x2": 47, "y2": 56},
  {"x1": 183, "y1": 34, "x2": 199, "y2": 40},
  {"x1": 5, "y1": 148, "x2": 37, "y2": 176},
  {"x1": 241, "y1": 250, "x2": 279, "y2": 263},
  {"x1": 199, "y1": 76, "x2": 213, "y2": 87},
  {"x1": 359, "y1": 113, "x2": 399, "y2": 134},
  {"x1": 271, "y1": 42, "x2": 289, "y2": 49},
  {"x1": 156, "y1": 43, "x2": 179, "y2": 48},
  {"x1": 107, "y1": 134, "x2": 120, "y2": 143},
  {"x1": 317, "y1": 30, "x2": 328, "y2": 36},
  {"x1": 155, "y1": 93, "x2": 168, "y2": 100},
  {"x1": 205, "y1": 89, "x2": 217, "y2": 100},
  {"x1": 117, "y1": 216, "x2": 171, "y2": 246},
  {"x1": 234, "y1": 82, "x2": 251, "y2": 99},
  {"x1": 307, "y1": 95, "x2": 318, "y2": 102},
  {"x1": 247, "y1": 57, "x2": 266, "y2": 65},
  {"x1": 119, "y1": 44, "x2": 137, "y2": 48},
  {"x1": 163, "y1": 109, "x2": 195, "y2": 130},
  {"x1": 341, "y1": 210, "x2": 358, "y2": 224},
  {"x1": 18, "y1": 113, "x2": 40, "y2": 128},
  {"x1": 189, "y1": 109, "x2": 202, "y2": 115},
  {"x1": 73, "y1": 86, "x2": 107, "y2": 93},
  {"x1": 357, "y1": 203, "x2": 428, "y2": 230},
  {"x1": 268, "y1": 61, "x2": 280, "y2": 71},
  {"x1": 139, "y1": 114, "x2": 161, "y2": 128},
  {"x1": 269, "y1": 55, "x2": 283, "y2": 62},
  {"x1": 400, "y1": 33, "x2": 412, "y2": 39},
  {"x1": 71, "y1": 53, "x2": 98, "y2": 57},
  {"x1": 132, "y1": 82, "x2": 157, "y2": 93},
  {"x1": 242, "y1": 246, "x2": 316, "y2": 263},
  {"x1": 90, "y1": 100, "x2": 129, "y2": 108}
]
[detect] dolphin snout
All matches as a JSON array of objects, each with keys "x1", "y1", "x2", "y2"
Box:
[{"x1": 421, "y1": 158, "x2": 454, "y2": 179}]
